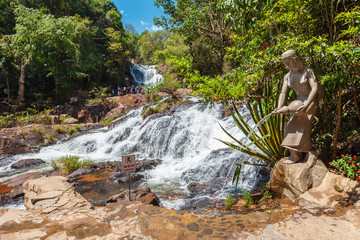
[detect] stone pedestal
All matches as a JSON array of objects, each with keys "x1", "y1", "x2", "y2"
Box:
[{"x1": 270, "y1": 151, "x2": 328, "y2": 199}]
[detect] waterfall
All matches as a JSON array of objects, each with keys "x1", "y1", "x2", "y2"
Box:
[
  {"x1": 1, "y1": 97, "x2": 265, "y2": 210},
  {"x1": 129, "y1": 65, "x2": 164, "y2": 86}
]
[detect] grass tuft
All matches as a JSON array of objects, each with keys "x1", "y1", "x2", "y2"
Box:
[{"x1": 51, "y1": 155, "x2": 93, "y2": 175}]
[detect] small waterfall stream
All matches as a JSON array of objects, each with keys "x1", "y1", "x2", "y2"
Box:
[
  {"x1": 1, "y1": 99, "x2": 264, "y2": 210},
  {"x1": 129, "y1": 65, "x2": 163, "y2": 85},
  {"x1": 0, "y1": 66, "x2": 267, "y2": 210}
]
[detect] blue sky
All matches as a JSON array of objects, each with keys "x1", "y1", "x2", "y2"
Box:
[{"x1": 113, "y1": 0, "x2": 165, "y2": 33}]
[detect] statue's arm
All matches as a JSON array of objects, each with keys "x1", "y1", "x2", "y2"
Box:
[
  {"x1": 305, "y1": 70, "x2": 318, "y2": 106},
  {"x1": 277, "y1": 74, "x2": 289, "y2": 109}
]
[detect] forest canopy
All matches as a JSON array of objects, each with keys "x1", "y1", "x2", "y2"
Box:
[{"x1": 0, "y1": 0, "x2": 139, "y2": 105}]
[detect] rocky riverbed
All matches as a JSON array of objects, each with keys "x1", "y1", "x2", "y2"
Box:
[{"x1": 1, "y1": 175, "x2": 360, "y2": 240}]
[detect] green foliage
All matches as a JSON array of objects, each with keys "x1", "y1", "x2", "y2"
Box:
[
  {"x1": 155, "y1": 0, "x2": 233, "y2": 75},
  {"x1": 141, "y1": 96, "x2": 186, "y2": 119},
  {"x1": 157, "y1": 0, "x2": 360, "y2": 162},
  {"x1": 0, "y1": 1, "x2": 135, "y2": 104},
  {"x1": 0, "y1": 114, "x2": 18, "y2": 128},
  {"x1": 89, "y1": 87, "x2": 110, "y2": 102},
  {"x1": 219, "y1": 80, "x2": 286, "y2": 188},
  {"x1": 54, "y1": 125, "x2": 66, "y2": 134},
  {"x1": 243, "y1": 190, "x2": 254, "y2": 207},
  {"x1": 330, "y1": 155, "x2": 360, "y2": 181},
  {"x1": 30, "y1": 127, "x2": 45, "y2": 136},
  {"x1": 138, "y1": 30, "x2": 168, "y2": 64},
  {"x1": 44, "y1": 133, "x2": 54, "y2": 143},
  {"x1": 51, "y1": 155, "x2": 93, "y2": 175},
  {"x1": 0, "y1": 108, "x2": 58, "y2": 128},
  {"x1": 67, "y1": 126, "x2": 81, "y2": 136},
  {"x1": 102, "y1": 114, "x2": 121, "y2": 126},
  {"x1": 224, "y1": 194, "x2": 235, "y2": 210}
]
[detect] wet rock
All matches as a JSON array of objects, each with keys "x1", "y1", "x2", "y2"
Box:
[
  {"x1": 67, "y1": 166, "x2": 95, "y2": 178},
  {"x1": 11, "y1": 158, "x2": 45, "y2": 169},
  {"x1": 63, "y1": 117, "x2": 79, "y2": 124},
  {"x1": 187, "y1": 182, "x2": 210, "y2": 193},
  {"x1": 117, "y1": 174, "x2": 144, "y2": 183},
  {"x1": 0, "y1": 154, "x2": 15, "y2": 167},
  {"x1": 93, "y1": 161, "x2": 121, "y2": 170},
  {"x1": 137, "y1": 159, "x2": 162, "y2": 171},
  {"x1": 107, "y1": 187, "x2": 160, "y2": 206}
]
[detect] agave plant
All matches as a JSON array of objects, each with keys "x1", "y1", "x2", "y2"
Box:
[{"x1": 218, "y1": 79, "x2": 287, "y2": 188}]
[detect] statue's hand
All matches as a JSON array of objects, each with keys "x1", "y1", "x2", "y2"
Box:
[
  {"x1": 296, "y1": 100, "x2": 309, "y2": 113},
  {"x1": 272, "y1": 108, "x2": 281, "y2": 115},
  {"x1": 296, "y1": 105, "x2": 308, "y2": 113}
]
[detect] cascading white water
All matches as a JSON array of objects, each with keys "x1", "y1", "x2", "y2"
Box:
[
  {"x1": 1, "y1": 97, "x2": 266, "y2": 210},
  {"x1": 129, "y1": 65, "x2": 164, "y2": 86}
]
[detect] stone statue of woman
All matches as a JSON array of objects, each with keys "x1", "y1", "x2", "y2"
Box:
[{"x1": 273, "y1": 50, "x2": 319, "y2": 163}]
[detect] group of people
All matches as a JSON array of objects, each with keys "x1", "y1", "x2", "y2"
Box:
[{"x1": 111, "y1": 85, "x2": 149, "y2": 97}]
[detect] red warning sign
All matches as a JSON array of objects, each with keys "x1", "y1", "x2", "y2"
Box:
[{"x1": 122, "y1": 155, "x2": 136, "y2": 173}]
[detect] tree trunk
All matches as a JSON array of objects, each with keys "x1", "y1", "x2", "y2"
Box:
[
  {"x1": 2, "y1": 69, "x2": 11, "y2": 102},
  {"x1": 16, "y1": 61, "x2": 28, "y2": 107},
  {"x1": 331, "y1": 87, "x2": 342, "y2": 160}
]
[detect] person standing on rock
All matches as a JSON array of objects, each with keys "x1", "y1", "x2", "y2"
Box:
[{"x1": 273, "y1": 50, "x2": 319, "y2": 163}]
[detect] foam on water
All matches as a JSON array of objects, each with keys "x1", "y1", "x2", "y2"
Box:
[{"x1": 1, "y1": 98, "x2": 265, "y2": 210}]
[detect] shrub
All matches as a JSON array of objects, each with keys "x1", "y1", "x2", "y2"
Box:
[
  {"x1": 141, "y1": 106, "x2": 157, "y2": 119},
  {"x1": 141, "y1": 96, "x2": 185, "y2": 119},
  {"x1": 243, "y1": 190, "x2": 254, "y2": 207},
  {"x1": 52, "y1": 155, "x2": 93, "y2": 174},
  {"x1": 224, "y1": 194, "x2": 235, "y2": 210},
  {"x1": 67, "y1": 126, "x2": 81, "y2": 136},
  {"x1": 54, "y1": 126, "x2": 66, "y2": 134},
  {"x1": 44, "y1": 134, "x2": 54, "y2": 143},
  {"x1": 30, "y1": 127, "x2": 45, "y2": 136},
  {"x1": 219, "y1": 79, "x2": 286, "y2": 188},
  {"x1": 330, "y1": 154, "x2": 360, "y2": 181}
]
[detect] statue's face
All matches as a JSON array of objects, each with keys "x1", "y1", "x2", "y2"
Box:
[{"x1": 282, "y1": 57, "x2": 303, "y2": 71}]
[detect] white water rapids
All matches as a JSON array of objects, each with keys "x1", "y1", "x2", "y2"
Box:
[
  {"x1": 1, "y1": 66, "x2": 266, "y2": 210},
  {"x1": 130, "y1": 65, "x2": 163, "y2": 86}
]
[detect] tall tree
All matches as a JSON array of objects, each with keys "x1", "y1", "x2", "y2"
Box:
[{"x1": 1, "y1": 4, "x2": 91, "y2": 105}]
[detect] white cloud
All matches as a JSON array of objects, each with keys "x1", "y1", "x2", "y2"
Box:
[
  {"x1": 140, "y1": 20, "x2": 148, "y2": 26},
  {"x1": 151, "y1": 25, "x2": 164, "y2": 31},
  {"x1": 120, "y1": 10, "x2": 124, "y2": 14}
]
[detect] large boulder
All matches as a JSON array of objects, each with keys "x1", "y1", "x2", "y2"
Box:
[
  {"x1": 104, "y1": 103, "x2": 125, "y2": 120},
  {"x1": 270, "y1": 151, "x2": 328, "y2": 199},
  {"x1": 107, "y1": 187, "x2": 160, "y2": 206},
  {"x1": 106, "y1": 94, "x2": 148, "y2": 113},
  {"x1": 23, "y1": 176, "x2": 93, "y2": 214},
  {"x1": 298, "y1": 172, "x2": 360, "y2": 211},
  {"x1": 11, "y1": 158, "x2": 45, "y2": 169}
]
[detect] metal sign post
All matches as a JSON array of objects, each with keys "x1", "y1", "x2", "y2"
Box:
[{"x1": 122, "y1": 155, "x2": 136, "y2": 201}]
